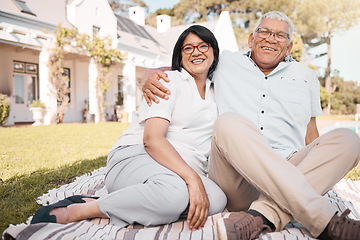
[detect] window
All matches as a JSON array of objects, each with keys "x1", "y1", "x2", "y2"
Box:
[
  {"x1": 13, "y1": 61, "x2": 25, "y2": 73},
  {"x1": 14, "y1": 61, "x2": 38, "y2": 74},
  {"x1": 26, "y1": 63, "x2": 37, "y2": 74},
  {"x1": 14, "y1": 75, "x2": 24, "y2": 104},
  {"x1": 13, "y1": 0, "x2": 36, "y2": 16}
]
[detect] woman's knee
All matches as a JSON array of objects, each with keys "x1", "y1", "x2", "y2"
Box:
[
  {"x1": 150, "y1": 175, "x2": 189, "y2": 220},
  {"x1": 208, "y1": 187, "x2": 227, "y2": 215},
  {"x1": 201, "y1": 176, "x2": 227, "y2": 215}
]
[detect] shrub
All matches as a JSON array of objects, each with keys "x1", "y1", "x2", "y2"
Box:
[
  {"x1": 30, "y1": 99, "x2": 46, "y2": 109},
  {"x1": 0, "y1": 94, "x2": 10, "y2": 126}
]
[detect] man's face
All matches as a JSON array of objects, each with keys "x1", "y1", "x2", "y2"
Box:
[{"x1": 248, "y1": 18, "x2": 293, "y2": 75}]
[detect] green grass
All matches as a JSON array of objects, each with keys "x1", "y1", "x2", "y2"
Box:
[
  {"x1": 317, "y1": 114, "x2": 356, "y2": 121},
  {"x1": 0, "y1": 122, "x2": 129, "y2": 234},
  {"x1": 0, "y1": 120, "x2": 359, "y2": 235}
]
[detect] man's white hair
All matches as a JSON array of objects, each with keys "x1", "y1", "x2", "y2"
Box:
[{"x1": 253, "y1": 11, "x2": 294, "y2": 43}]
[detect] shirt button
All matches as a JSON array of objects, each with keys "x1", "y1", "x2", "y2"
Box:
[
  {"x1": 260, "y1": 127, "x2": 264, "y2": 130},
  {"x1": 262, "y1": 94, "x2": 266, "y2": 97},
  {"x1": 261, "y1": 110, "x2": 264, "y2": 114},
  {"x1": 265, "y1": 76, "x2": 268, "y2": 80}
]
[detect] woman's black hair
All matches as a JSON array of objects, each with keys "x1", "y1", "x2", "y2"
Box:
[{"x1": 171, "y1": 25, "x2": 219, "y2": 78}]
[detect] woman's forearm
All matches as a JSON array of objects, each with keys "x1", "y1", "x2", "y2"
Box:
[{"x1": 144, "y1": 137, "x2": 199, "y2": 183}]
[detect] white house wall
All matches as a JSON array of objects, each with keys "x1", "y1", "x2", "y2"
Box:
[
  {"x1": 104, "y1": 62, "x2": 123, "y2": 121},
  {"x1": 0, "y1": 1, "x2": 239, "y2": 126},
  {"x1": 61, "y1": 57, "x2": 90, "y2": 123},
  {"x1": 67, "y1": 0, "x2": 117, "y2": 48},
  {"x1": 213, "y1": 11, "x2": 239, "y2": 53},
  {"x1": 39, "y1": 47, "x2": 56, "y2": 125},
  {"x1": 0, "y1": 45, "x2": 40, "y2": 125}
]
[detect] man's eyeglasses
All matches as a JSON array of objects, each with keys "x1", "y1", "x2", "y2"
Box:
[
  {"x1": 181, "y1": 42, "x2": 211, "y2": 54},
  {"x1": 255, "y1": 28, "x2": 290, "y2": 42}
]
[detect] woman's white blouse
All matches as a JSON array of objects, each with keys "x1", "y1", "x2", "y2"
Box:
[{"x1": 111, "y1": 69, "x2": 217, "y2": 175}]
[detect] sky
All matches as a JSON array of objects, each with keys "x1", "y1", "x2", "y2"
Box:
[
  {"x1": 142, "y1": 0, "x2": 359, "y2": 84},
  {"x1": 309, "y1": 24, "x2": 360, "y2": 85},
  {"x1": 142, "y1": 0, "x2": 180, "y2": 13}
]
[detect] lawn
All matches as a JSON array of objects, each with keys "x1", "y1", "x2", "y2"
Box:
[
  {"x1": 0, "y1": 122, "x2": 129, "y2": 235},
  {"x1": 0, "y1": 120, "x2": 359, "y2": 235}
]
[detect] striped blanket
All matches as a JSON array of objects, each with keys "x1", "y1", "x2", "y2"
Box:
[{"x1": 3, "y1": 167, "x2": 360, "y2": 240}]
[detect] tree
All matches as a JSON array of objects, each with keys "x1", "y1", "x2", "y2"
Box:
[
  {"x1": 319, "y1": 70, "x2": 360, "y2": 114},
  {"x1": 48, "y1": 25, "x2": 77, "y2": 123},
  {"x1": 108, "y1": 0, "x2": 148, "y2": 16},
  {"x1": 290, "y1": 33, "x2": 304, "y2": 62},
  {"x1": 296, "y1": 0, "x2": 360, "y2": 114},
  {"x1": 144, "y1": 0, "x2": 360, "y2": 116},
  {"x1": 152, "y1": 0, "x2": 304, "y2": 54},
  {"x1": 49, "y1": 24, "x2": 123, "y2": 123},
  {"x1": 85, "y1": 35, "x2": 124, "y2": 122}
]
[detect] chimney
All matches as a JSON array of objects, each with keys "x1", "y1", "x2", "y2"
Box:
[
  {"x1": 129, "y1": 6, "x2": 145, "y2": 26},
  {"x1": 156, "y1": 15, "x2": 171, "y2": 33}
]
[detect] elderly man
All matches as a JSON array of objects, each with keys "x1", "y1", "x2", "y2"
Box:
[{"x1": 142, "y1": 11, "x2": 360, "y2": 240}]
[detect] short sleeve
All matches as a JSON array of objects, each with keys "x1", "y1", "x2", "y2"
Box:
[
  {"x1": 308, "y1": 71, "x2": 323, "y2": 117},
  {"x1": 138, "y1": 78, "x2": 178, "y2": 124}
]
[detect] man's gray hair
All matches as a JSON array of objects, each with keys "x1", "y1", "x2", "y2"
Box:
[{"x1": 253, "y1": 11, "x2": 294, "y2": 43}]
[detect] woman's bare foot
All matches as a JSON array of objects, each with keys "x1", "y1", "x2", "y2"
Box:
[
  {"x1": 49, "y1": 198, "x2": 107, "y2": 224},
  {"x1": 49, "y1": 205, "x2": 70, "y2": 224}
]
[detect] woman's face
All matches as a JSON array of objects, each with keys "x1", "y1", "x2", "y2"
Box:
[{"x1": 181, "y1": 32, "x2": 214, "y2": 81}]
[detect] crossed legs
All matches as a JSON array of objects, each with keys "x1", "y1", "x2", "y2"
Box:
[
  {"x1": 209, "y1": 113, "x2": 360, "y2": 237},
  {"x1": 47, "y1": 144, "x2": 226, "y2": 227}
]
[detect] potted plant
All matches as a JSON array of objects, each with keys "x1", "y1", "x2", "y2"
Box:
[{"x1": 30, "y1": 100, "x2": 46, "y2": 126}]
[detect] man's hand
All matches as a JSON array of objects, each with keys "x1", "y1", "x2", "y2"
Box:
[{"x1": 141, "y1": 68, "x2": 171, "y2": 106}]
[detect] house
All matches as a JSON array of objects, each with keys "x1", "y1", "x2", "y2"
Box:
[{"x1": 0, "y1": 0, "x2": 238, "y2": 126}]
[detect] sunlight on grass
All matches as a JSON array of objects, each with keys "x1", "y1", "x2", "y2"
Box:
[
  {"x1": 317, "y1": 114, "x2": 355, "y2": 121},
  {"x1": 0, "y1": 122, "x2": 129, "y2": 234},
  {"x1": 0, "y1": 122, "x2": 129, "y2": 181},
  {"x1": 0, "y1": 119, "x2": 359, "y2": 234}
]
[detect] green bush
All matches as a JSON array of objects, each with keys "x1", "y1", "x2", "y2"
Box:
[
  {"x1": 0, "y1": 94, "x2": 10, "y2": 126},
  {"x1": 30, "y1": 99, "x2": 46, "y2": 108}
]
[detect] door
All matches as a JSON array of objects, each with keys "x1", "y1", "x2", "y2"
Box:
[{"x1": 13, "y1": 74, "x2": 38, "y2": 122}]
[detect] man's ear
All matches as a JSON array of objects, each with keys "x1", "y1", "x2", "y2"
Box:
[
  {"x1": 286, "y1": 41, "x2": 293, "y2": 56},
  {"x1": 248, "y1": 33, "x2": 254, "y2": 49}
]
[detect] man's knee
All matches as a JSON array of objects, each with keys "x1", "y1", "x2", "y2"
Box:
[
  {"x1": 328, "y1": 128, "x2": 360, "y2": 166},
  {"x1": 331, "y1": 128, "x2": 360, "y2": 150}
]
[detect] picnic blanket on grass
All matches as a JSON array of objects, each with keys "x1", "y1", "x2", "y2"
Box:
[{"x1": 3, "y1": 167, "x2": 360, "y2": 240}]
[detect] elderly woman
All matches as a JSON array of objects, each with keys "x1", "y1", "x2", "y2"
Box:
[{"x1": 31, "y1": 25, "x2": 226, "y2": 231}]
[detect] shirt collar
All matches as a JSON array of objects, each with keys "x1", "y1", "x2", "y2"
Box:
[
  {"x1": 245, "y1": 50, "x2": 295, "y2": 63},
  {"x1": 180, "y1": 68, "x2": 213, "y2": 83},
  {"x1": 244, "y1": 51, "x2": 295, "y2": 76}
]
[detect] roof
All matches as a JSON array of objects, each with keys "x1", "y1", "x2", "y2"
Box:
[
  {"x1": 116, "y1": 14, "x2": 171, "y2": 65},
  {"x1": 0, "y1": 0, "x2": 73, "y2": 30},
  {"x1": 146, "y1": 11, "x2": 238, "y2": 54},
  {"x1": 116, "y1": 14, "x2": 157, "y2": 43},
  {"x1": 146, "y1": 21, "x2": 218, "y2": 54}
]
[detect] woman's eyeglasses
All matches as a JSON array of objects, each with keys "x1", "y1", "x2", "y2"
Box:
[{"x1": 181, "y1": 42, "x2": 211, "y2": 54}]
